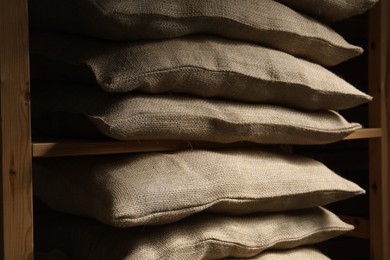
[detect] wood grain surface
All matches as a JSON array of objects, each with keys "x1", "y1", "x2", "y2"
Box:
[{"x1": 0, "y1": 0, "x2": 33, "y2": 259}]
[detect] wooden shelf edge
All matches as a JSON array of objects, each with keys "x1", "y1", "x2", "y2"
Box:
[
  {"x1": 343, "y1": 128, "x2": 382, "y2": 140},
  {"x1": 339, "y1": 216, "x2": 370, "y2": 240},
  {"x1": 32, "y1": 140, "x2": 258, "y2": 158},
  {"x1": 32, "y1": 128, "x2": 382, "y2": 158}
]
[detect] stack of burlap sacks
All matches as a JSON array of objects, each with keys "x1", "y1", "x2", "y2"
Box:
[{"x1": 29, "y1": 0, "x2": 378, "y2": 259}]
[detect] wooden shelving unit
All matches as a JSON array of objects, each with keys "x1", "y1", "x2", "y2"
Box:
[{"x1": 0, "y1": 0, "x2": 389, "y2": 259}]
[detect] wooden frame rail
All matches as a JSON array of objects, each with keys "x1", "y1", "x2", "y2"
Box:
[
  {"x1": 0, "y1": 0, "x2": 33, "y2": 259},
  {"x1": 368, "y1": 0, "x2": 390, "y2": 259}
]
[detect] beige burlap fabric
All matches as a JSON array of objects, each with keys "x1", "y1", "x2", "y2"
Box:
[
  {"x1": 34, "y1": 208, "x2": 352, "y2": 260},
  {"x1": 35, "y1": 247, "x2": 330, "y2": 260},
  {"x1": 33, "y1": 148, "x2": 364, "y2": 227},
  {"x1": 28, "y1": 0, "x2": 362, "y2": 65},
  {"x1": 276, "y1": 0, "x2": 379, "y2": 21},
  {"x1": 229, "y1": 247, "x2": 330, "y2": 260},
  {"x1": 32, "y1": 86, "x2": 361, "y2": 144},
  {"x1": 30, "y1": 34, "x2": 370, "y2": 110}
]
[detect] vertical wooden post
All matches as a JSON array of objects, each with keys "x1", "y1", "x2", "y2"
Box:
[
  {"x1": 0, "y1": 0, "x2": 33, "y2": 259},
  {"x1": 368, "y1": 0, "x2": 390, "y2": 259},
  {"x1": 384, "y1": 0, "x2": 390, "y2": 257}
]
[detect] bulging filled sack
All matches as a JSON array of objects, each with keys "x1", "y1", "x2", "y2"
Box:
[
  {"x1": 29, "y1": 0, "x2": 362, "y2": 65},
  {"x1": 30, "y1": 34, "x2": 370, "y2": 110},
  {"x1": 32, "y1": 85, "x2": 362, "y2": 144},
  {"x1": 33, "y1": 148, "x2": 364, "y2": 227},
  {"x1": 35, "y1": 208, "x2": 352, "y2": 259}
]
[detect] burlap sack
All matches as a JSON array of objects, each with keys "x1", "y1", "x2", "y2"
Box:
[
  {"x1": 276, "y1": 0, "x2": 379, "y2": 21},
  {"x1": 35, "y1": 208, "x2": 352, "y2": 260},
  {"x1": 28, "y1": 0, "x2": 362, "y2": 65},
  {"x1": 35, "y1": 247, "x2": 330, "y2": 260},
  {"x1": 32, "y1": 86, "x2": 361, "y2": 144},
  {"x1": 229, "y1": 247, "x2": 330, "y2": 260},
  {"x1": 30, "y1": 34, "x2": 370, "y2": 110},
  {"x1": 33, "y1": 148, "x2": 364, "y2": 227}
]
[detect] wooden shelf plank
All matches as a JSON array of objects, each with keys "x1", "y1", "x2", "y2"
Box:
[
  {"x1": 32, "y1": 139, "x2": 258, "y2": 158},
  {"x1": 32, "y1": 128, "x2": 381, "y2": 158},
  {"x1": 339, "y1": 216, "x2": 370, "y2": 240},
  {"x1": 344, "y1": 128, "x2": 382, "y2": 140}
]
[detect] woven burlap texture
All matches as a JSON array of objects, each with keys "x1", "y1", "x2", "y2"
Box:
[
  {"x1": 276, "y1": 0, "x2": 379, "y2": 21},
  {"x1": 30, "y1": 34, "x2": 370, "y2": 110},
  {"x1": 33, "y1": 148, "x2": 364, "y2": 227},
  {"x1": 29, "y1": 0, "x2": 362, "y2": 65},
  {"x1": 35, "y1": 208, "x2": 352, "y2": 260},
  {"x1": 32, "y1": 86, "x2": 361, "y2": 144},
  {"x1": 228, "y1": 247, "x2": 330, "y2": 260}
]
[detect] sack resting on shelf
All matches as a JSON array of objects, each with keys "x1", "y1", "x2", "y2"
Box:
[
  {"x1": 34, "y1": 207, "x2": 351, "y2": 260},
  {"x1": 32, "y1": 86, "x2": 362, "y2": 144},
  {"x1": 33, "y1": 148, "x2": 364, "y2": 227}
]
